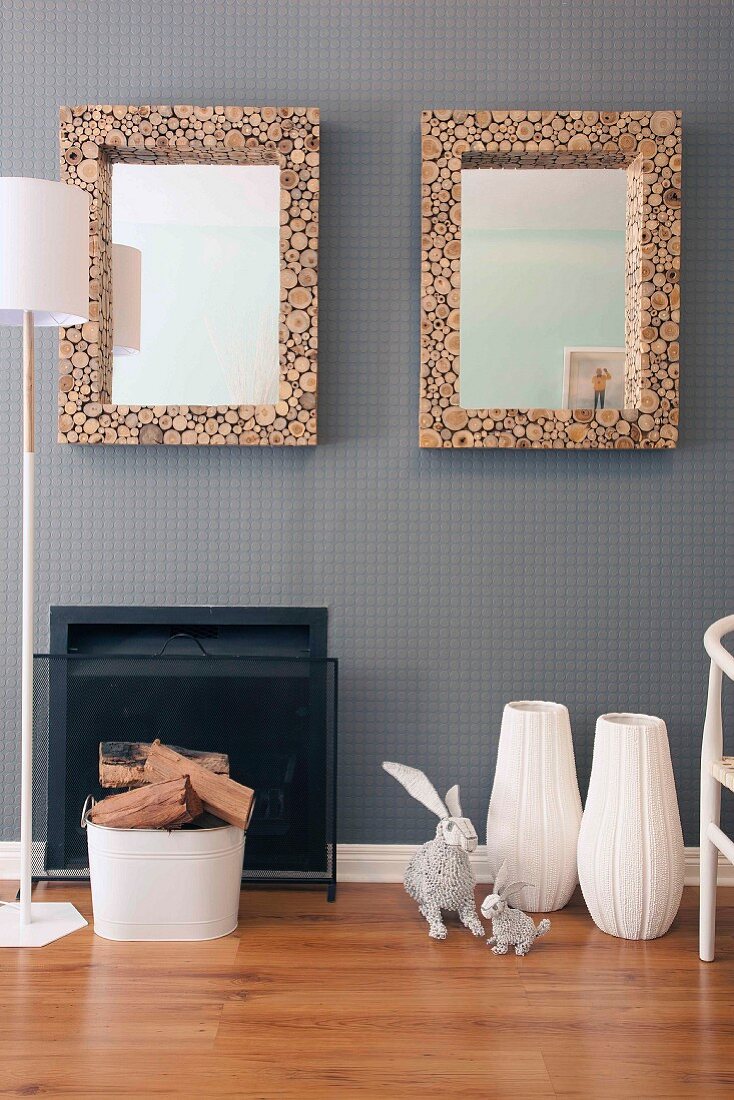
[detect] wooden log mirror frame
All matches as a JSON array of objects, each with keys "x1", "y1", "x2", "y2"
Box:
[
  {"x1": 419, "y1": 110, "x2": 682, "y2": 449},
  {"x1": 59, "y1": 105, "x2": 319, "y2": 445}
]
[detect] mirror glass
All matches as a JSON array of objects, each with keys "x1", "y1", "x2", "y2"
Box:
[
  {"x1": 111, "y1": 163, "x2": 280, "y2": 406},
  {"x1": 459, "y1": 168, "x2": 627, "y2": 410}
]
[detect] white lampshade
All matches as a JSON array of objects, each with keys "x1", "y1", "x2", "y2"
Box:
[
  {"x1": 112, "y1": 243, "x2": 141, "y2": 355},
  {"x1": 0, "y1": 177, "x2": 89, "y2": 326}
]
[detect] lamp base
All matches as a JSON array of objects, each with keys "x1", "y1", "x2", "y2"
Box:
[{"x1": 0, "y1": 902, "x2": 87, "y2": 947}]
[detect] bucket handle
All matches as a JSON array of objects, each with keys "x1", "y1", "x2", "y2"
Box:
[{"x1": 80, "y1": 794, "x2": 96, "y2": 828}]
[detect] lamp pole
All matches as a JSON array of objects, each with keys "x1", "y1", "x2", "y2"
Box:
[{"x1": 19, "y1": 309, "x2": 35, "y2": 925}]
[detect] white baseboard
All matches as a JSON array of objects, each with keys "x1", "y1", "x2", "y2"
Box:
[
  {"x1": 0, "y1": 841, "x2": 732, "y2": 887},
  {"x1": 335, "y1": 843, "x2": 734, "y2": 888},
  {"x1": 0, "y1": 843, "x2": 20, "y2": 880}
]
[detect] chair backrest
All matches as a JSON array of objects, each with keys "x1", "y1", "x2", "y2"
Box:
[
  {"x1": 702, "y1": 615, "x2": 734, "y2": 766},
  {"x1": 705, "y1": 615, "x2": 734, "y2": 683}
]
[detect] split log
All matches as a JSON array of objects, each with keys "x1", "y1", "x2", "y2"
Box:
[
  {"x1": 88, "y1": 777, "x2": 203, "y2": 829},
  {"x1": 144, "y1": 741, "x2": 255, "y2": 830},
  {"x1": 99, "y1": 741, "x2": 229, "y2": 789}
]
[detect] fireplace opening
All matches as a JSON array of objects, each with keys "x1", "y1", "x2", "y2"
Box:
[{"x1": 34, "y1": 607, "x2": 336, "y2": 896}]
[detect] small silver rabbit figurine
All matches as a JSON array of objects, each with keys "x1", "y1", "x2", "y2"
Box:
[{"x1": 481, "y1": 861, "x2": 551, "y2": 956}]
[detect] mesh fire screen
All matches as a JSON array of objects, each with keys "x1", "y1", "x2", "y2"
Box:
[{"x1": 31, "y1": 655, "x2": 337, "y2": 891}]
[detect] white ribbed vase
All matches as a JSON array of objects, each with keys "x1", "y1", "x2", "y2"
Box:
[
  {"x1": 486, "y1": 701, "x2": 582, "y2": 912},
  {"x1": 577, "y1": 713, "x2": 684, "y2": 940}
]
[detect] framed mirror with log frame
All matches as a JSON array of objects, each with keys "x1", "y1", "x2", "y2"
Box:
[
  {"x1": 59, "y1": 104, "x2": 319, "y2": 445},
  {"x1": 420, "y1": 110, "x2": 681, "y2": 449}
]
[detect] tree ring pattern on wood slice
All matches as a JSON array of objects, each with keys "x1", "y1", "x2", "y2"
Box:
[
  {"x1": 420, "y1": 109, "x2": 681, "y2": 450},
  {"x1": 59, "y1": 105, "x2": 319, "y2": 446}
]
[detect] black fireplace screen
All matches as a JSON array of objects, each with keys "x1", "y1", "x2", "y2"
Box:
[{"x1": 31, "y1": 654, "x2": 337, "y2": 890}]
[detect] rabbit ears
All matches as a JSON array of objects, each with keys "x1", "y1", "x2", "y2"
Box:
[
  {"x1": 493, "y1": 859, "x2": 532, "y2": 902},
  {"x1": 444, "y1": 784, "x2": 463, "y2": 817},
  {"x1": 382, "y1": 761, "x2": 450, "y2": 819}
]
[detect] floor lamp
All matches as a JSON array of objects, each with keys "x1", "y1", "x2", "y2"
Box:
[{"x1": 0, "y1": 177, "x2": 90, "y2": 946}]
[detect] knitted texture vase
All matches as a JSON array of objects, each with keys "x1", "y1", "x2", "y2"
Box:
[
  {"x1": 577, "y1": 713, "x2": 684, "y2": 940},
  {"x1": 486, "y1": 701, "x2": 582, "y2": 912}
]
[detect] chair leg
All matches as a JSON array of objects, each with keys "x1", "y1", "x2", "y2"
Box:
[{"x1": 699, "y1": 774, "x2": 721, "y2": 962}]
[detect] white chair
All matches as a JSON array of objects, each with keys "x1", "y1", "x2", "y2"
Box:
[{"x1": 700, "y1": 614, "x2": 734, "y2": 960}]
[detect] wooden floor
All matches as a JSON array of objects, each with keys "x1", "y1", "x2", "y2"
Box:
[{"x1": 0, "y1": 882, "x2": 732, "y2": 1097}]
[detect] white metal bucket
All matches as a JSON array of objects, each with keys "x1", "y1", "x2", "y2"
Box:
[{"x1": 85, "y1": 808, "x2": 245, "y2": 941}]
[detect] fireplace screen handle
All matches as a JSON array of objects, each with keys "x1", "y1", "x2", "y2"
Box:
[{"x1": 155, "y1": 632, "x2": 209, "y2": 657}]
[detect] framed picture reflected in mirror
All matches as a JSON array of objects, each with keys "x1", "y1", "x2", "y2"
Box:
[{"x1": 562, "y1": 348, "x2": 626, "y2": 411}]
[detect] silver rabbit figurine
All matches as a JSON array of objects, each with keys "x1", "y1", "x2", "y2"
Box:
[
  {"x1": 382, "y1": 761, "x2": 485, "y2": 940},
  {"x1": 481, "y1": 860, "x2": 551, "y2": 956}
]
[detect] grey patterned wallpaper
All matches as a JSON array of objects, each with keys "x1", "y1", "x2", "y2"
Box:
[{"x1": 1, "y1": 0, "x2": 732, "y2": 844}]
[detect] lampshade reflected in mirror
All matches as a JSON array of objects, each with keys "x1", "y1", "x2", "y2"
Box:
[{"x1": 111, "y1": 243, "x2": 141, "y2": 356}]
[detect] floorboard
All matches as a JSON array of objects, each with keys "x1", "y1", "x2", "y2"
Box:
[{"x1": 0, "y1": 881, "x2": 731, "y2": 1097}]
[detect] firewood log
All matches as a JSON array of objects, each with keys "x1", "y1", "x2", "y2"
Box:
[
  {"x1": 88, "y1": 776, "x2": 203, "y2": 829},
  {"x1": 144, "y1": 741, "x2": 255, "y2": 830},
  {"x1": 99, "y1": 741, "x2": 229, "y2": 789}
]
